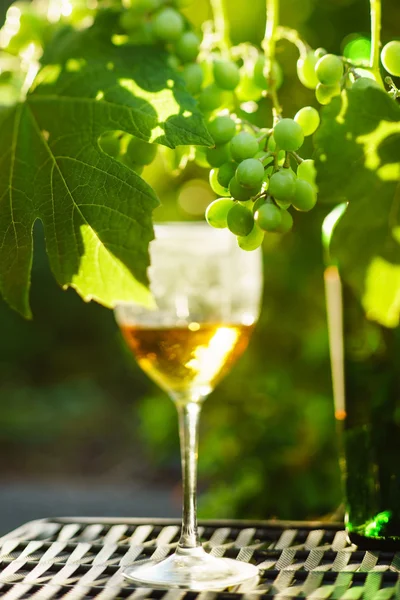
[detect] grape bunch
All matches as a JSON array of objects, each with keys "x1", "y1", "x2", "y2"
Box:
[
  {"x1": 296, "y1": 49, "x2": 345, "y2": 105},
  {"x1": 297, "y1": 40, "x2": 400, "y2": 105},
  {"x1": 2, "y1": 0, "x2": 397, "y2": 256},
  {"x1": 117, "y1": 1, "x2": 321, "y2": 251},
  {"x1": 204, "y1": 114, "x2": 318, "y2": 250}
]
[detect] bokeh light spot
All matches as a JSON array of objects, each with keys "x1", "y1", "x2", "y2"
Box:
[
  {"x1": 178, "y1": 179, "x2": 214, "y2": 216},
  {"x1": 344, "y1": 35, "x2": 371, "y2": 63}
]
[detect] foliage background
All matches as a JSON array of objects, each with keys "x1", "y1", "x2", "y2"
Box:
[{"x1": 0, "y1": 0, "x2": 398, "y2": 527}]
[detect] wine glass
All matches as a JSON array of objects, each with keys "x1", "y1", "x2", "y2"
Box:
[{"x1": 115, "y1": 222, "x2": 263, "y2": 590}]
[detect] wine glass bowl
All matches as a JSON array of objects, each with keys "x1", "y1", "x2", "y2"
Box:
[{"x1": 115, "y1": 222, "x2": 262, "y2": 590}]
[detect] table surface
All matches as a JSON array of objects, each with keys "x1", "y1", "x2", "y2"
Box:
[{"x1": 0, "y1": 517, "x2": 398, "y2": 599}]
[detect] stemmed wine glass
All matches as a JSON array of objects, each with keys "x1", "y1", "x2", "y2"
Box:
[{"x1": 114, "y1": 222, "x2": 263, "y2": 590}]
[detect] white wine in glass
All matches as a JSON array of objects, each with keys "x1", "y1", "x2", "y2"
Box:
[{"x1": 115, "y1": 222, "x2": 262, "y2": 590}]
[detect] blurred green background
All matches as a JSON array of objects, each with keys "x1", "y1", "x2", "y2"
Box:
[{"x1": 0, "y1": 0, "x2": 398, "y2": 532}]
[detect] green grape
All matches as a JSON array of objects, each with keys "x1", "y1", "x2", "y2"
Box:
[
  {"x1": 236, "y1": 158, "x2": 264, "y2": 188},
  {"x1": 125, "y1": 136, "x2": 157, "y2": 166},
  {"x1": 207, "y1": 116, "x2": 236, "y2": 145},
  {"x1": 198, "y1": 84, "x2": 224, "y2": 112},
  {"x1": 229, "y1": 177, "x2": 259, "y2": 201},
  {"x1": 99, "y1": 133, "x2": 121, "y2": 158},
  {"x1": 217, "y1": 162, "x2": 237, "y2": 188},
  {"x1": 292, "y1": 179, "x2": 317, "y2": 211},
  {"x1": 315, "y1": 82, "x2": 341, "y2": 105},
  {"x1": 213, "y1": 60, "x2": 240, "y2": 91},
  {"x1": 268, "y1": 169, "x2": 296, "y2": 201},
  {"x1": 209, "y1": 169, "x2": 230, "y2": 196},
  {"x1": 194, "y1": 146, "x2": 209, "y2": 168},
  {"x1": 182, "y1": 63, "x2": 203, "y2": 94},
  {"x1": 237, "y1": 223, "x2": 265, "y2": 251},
  {"x1": 235, "y1": 71, "x2": 263, "y2": 102},
  {"x1": 206, "y1": 198, "x2": 233, "y2": 228},
  {"x1": 273, "y1": 119, "x2": 304, "y2": 152},
  {"x1": 230, "y1": 132, "x2": 259, "y2": 162},
  {"x1": 174, "y1": 32, "x2": 201, "y2": 63},
  {"x1": 255, "y1": 203, "x2": 282, "y2": 232},
  {"x1": 119, "y1": 9, "x2": 143, "y2": 31},
  {"x1": 381, "y1": 41, "x2": 400, "y2": 77},
  {"x1": 276, "y1": 209, "x2": 293, "y2": 234},
  {"x1": 253, "y1": 56, "x2": 283, "y2": 90},
  {"x1": 297, "y1": 53, "x2": 319, "y2": 89},
  {"x1": 227, "y1": 203, "x2": 254, "y2": 236},
  {"x1": 315, "y1": 54, "x2": 344, "y2": 85},
  {"x1": 297, "y1": 159, "x2": 317, "y2": 191},
  {"x1": 294, "y1": 106, "x2": 320, "y2": 136},
  {"x1": 152, "y1": 8, "x2": 184, "y2": 42},
  {"x1": 205, "y1": 144, "x2": 231, "y2": 167}
]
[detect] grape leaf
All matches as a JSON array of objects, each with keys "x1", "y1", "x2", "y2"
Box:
[
  {"x1": 0, "y1": 24, "x2": 212, "y2": 318},
  {"x1": 315, "y1": 84, "x2": 400, "y2": 327}
]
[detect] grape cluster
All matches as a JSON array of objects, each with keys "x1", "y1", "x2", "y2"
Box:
[
  {"x1": 3, "y1": 0, "x2": 398, "y2": 256},
  {"x1": 118, "y1": 0, "x2": 201, "y2": 65},
  {"x1": 296, "y1": 49, "x2": 346, "y2": 105},
  {"x1": 296, "y1": 40, "x2": 400, "y2": 105},
  {"x1": 205, "y1": 115, "x2": 318, "y2": 250},
  {"x1": 118, "y1": 1, "x2": 321, "y2": 251}
]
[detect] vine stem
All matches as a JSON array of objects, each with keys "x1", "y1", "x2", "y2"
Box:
[
  {"x1": 289, "y1": 151, "x2": 304, "y2": 165},
  {"x1": 209, "y1": 0, "x2": 230, "y2": 55},
  {"x1": 262, "y1": 0, "x2": 282, "y2": 122},
  {"x1": 276, "y1": 26, "x2": 309, "y2": 56},
  {"x1": 369, "y1": 0, "x2": 384, "y2": 86}
]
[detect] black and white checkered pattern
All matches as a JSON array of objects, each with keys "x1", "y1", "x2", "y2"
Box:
[{"x1": 0, "y1": 518, "x2": 398, "y2": 599}]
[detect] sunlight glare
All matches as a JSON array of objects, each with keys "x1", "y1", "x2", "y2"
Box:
[
  {"x1": 0, "y1": 6, "x2": 21, "y2": 48},
  {"x1": 186, "y1": 327, "x2": 239, "y2": 388},
  {"x1": 118, "y1": 78, "x2": 181, "y2": 140},
  {"x1": 357, "y1": 121, "x2": 400, "y2": 172}
]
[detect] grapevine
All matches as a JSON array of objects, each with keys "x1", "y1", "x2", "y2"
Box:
[{"x1": 0, "y1": 0, "x2": 398, "y2": 315}]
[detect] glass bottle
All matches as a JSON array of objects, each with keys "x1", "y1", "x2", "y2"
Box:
[{"x1": 324, "y1": 206, "x2": 400, "y2": 549}]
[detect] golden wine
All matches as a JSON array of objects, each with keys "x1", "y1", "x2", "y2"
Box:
[{"x1": 121, "y1": 322, "x2": 254, "y2": 400}]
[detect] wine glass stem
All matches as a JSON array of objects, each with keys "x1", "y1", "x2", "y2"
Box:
[{"x1": 176, "y1": 399, "x2": 203, "y2": 552}]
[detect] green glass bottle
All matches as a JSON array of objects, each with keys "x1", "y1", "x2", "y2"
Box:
[{"x1": 324, "y1": 206, "x2": 400, "y2": 549}]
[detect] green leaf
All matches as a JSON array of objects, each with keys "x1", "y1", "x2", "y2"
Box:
[
  {"x1": 38, "y1": 21, "x2": 213, "y2": 149},
  {"x1": 315, "y1": 85, "x2": 400, "y2": 327},
  {"x1": 0, "y1": 21, "x2": 212, "y2": 318}
]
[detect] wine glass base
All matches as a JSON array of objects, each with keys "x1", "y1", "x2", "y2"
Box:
[{"x1": 123, "y1": 548, "x2": 259, "y2": 591}]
